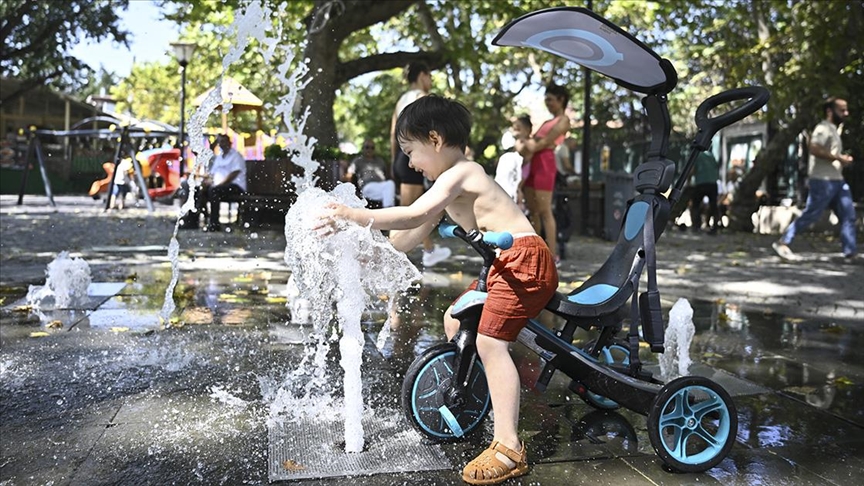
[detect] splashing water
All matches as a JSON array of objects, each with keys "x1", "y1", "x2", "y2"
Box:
[
  {"x1": 160, "y1": 0, "x2": 281, "y2": 326},
  {"x1": 284, "y1": 185, "x2": 420, "y2": 452},
  {"x1": 660, "y1": 298, "x2": 696, "y2": 381},
  {"x1": 26, "y1": 251, "x2": 92, "y2": 311},
  {"x1": 156, "y1": 0, "x2": 420, "y2": 454}
]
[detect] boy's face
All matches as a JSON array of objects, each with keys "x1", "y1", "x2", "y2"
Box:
[{"x1": 400, "y1": 136, "x2": 441, "y2": 180}]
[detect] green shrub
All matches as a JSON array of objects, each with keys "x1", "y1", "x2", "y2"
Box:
[{"x1": 264, "y1": 144, "x2": 288, "y2": 160}]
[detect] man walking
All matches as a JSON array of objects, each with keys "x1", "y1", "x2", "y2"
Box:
[{"x1": 773, "y1": 97, "x2": 856, "y2": 260}]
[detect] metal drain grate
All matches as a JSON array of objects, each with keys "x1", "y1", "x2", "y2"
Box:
[{"x1": 268, "y1": 411, "x2": 450, "y2": 481}]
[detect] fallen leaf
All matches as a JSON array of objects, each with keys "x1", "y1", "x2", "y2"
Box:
[
  {"x1": 46, "y1": 320, "x2": 63, "y2": 329},
  {"x1": 13, "y1": 305, "x2": 33, "y2": 313},
  {"x1": 30, "y1": 331, "x2": 50, "y2": 338},
  {"x1": 110, "y1": 327, "x2": 130, "y2": 333},
  {"x1": 282, "y1": 460, "x2": 305, "y2": 471},
  {"x1": 821, "y1": 324, "x2": 846, "y2": 334},
  {"x1": 834, "y1": 376, "x2": 854, "y2": 386}
]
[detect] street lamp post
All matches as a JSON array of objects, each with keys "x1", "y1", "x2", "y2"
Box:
[{"x1": 170, "y1": 41, "x2": 196, "y2": 178}]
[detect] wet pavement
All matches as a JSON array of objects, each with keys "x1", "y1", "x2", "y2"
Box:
[{"x1": 1, "y1": 194, "x2": 863, "y2": 485}]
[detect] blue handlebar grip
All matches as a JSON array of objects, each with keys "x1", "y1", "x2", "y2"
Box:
[
  {"x1": 483, "y1": 232, "x2": 513, "y2": 250},
  {"x1": 439, "y1": 223, "x2": 458, "y2": 238}
]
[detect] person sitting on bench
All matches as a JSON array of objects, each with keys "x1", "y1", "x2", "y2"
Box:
[
  {"x1": 196, "y1": 134, "x2": 247, "y2": 232},
  {"x1": 343, "y1": 138, "x2": 395, "y2": 208}
]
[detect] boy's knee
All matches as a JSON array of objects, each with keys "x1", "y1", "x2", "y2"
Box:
[{"x1": 476, "y1": 333, "x2": 509, "y2": 355}]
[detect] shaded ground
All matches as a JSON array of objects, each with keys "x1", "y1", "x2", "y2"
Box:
[{"x1": 1, "y1": 195, "x2": 863, "y2": 485}]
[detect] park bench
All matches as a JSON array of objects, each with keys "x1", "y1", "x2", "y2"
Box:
[{"x1": 221, "y1": 159, "x2": 301, "y2": 228}]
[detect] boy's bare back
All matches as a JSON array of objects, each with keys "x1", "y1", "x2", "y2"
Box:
[{"x1": 421, "y1": 158, "x2": 535, "y2": 236}]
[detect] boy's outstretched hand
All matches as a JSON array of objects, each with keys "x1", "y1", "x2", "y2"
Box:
[{"x1": 314, "y1": 202, "x2": 351, "y2": 237}]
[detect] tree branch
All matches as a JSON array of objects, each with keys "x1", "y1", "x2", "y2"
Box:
[
  {"x1": 318, "y1": 0, "x2": 418, "y2": 43},
  {"x1": 417, "y1": 1, "x2": 444, "y2": 51},
  {"x1": 336, "y1": 50, "x2": 447, "y2": 85},
  {"x1": 0, "y1": 0, "x2": 39, "y2": 48}
]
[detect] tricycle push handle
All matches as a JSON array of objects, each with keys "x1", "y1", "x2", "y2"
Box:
[
  {"x1": 439, "y1": 223, "x2": 513, "y2": 250},
  {"x1": 693, "y1": 86, "x2": 770, "y2": 150}
]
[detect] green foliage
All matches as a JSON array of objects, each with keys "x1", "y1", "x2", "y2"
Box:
[
  {"x1": 114, "y1": 0, "x2": 861, "y2": 188},
  {"x1": 264, "y1": 143, "x2": 288, "y2": 160},
  {"x1": 312, "y1": 144, "x2": 346, "y2": 161},
  {"x1": 113, "y1": 1, "x2": 296, "y2": 131},
  {"x1": 0, "y1": 0, "x2": 130, "y2": 103},
  {"x1": 78, "y1": 67, "x2": 119, "y2": 100}
]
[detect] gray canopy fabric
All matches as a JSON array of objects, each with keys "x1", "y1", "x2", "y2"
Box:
[{"x1": 492, "y1": 7, "x2": 676, "y2": 94}]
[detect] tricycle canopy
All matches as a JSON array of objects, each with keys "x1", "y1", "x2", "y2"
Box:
[{"x1": 492, "y1": 7, "x2": 677, "y2": 95}]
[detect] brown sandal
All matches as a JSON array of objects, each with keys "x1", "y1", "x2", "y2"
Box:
[{"x1": 462, "y1": 440, "x2": 528, "y2": 485}]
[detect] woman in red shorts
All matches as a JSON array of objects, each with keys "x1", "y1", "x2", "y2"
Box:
[{"x1": 522, "y1": 83, "x2": 571, "y2": 263}]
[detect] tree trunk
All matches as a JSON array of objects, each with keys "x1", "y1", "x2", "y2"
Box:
[
  {"x1": 302, "y1": 33, "x2": 341, "y2": 147},
  {"x1": 727, "y1": 115, "x2": 813, "y2": 232},
  {"x1": 300, "y1": 0, "x2": 423, "y2": 147}
]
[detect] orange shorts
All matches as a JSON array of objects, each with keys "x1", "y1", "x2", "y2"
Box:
[{"x1": 457, "y1": 235, "x2": 558, "y2": 341}]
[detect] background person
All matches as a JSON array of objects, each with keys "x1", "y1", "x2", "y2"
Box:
[
  {"x1": 521, "y1": 83, "x2": 571, "y2": 264},
  {"x1": 554, "y1": 136, "x2": 578, "y2": 181},
  {"x1": 196, "y1": 134, "x2": 247, "y2": 232},
  {"x1": 343, "y1": 138, "x2": 395, "y2": 208},
  {"x1": 773, "y1": 97, "x2": 856, "y2": 260},
  {"x1": 495, "y1": 115, "x2": 532, "y2": 213},
  {"x1": 108, "y1": 157, "x2": 134, "y2": 210},
  {"x1": 689, "y1": 150, "x2": 721, "y2": 234},
  {"x1": 390, "y1": 61, "x2": 450, "y2": 267}
]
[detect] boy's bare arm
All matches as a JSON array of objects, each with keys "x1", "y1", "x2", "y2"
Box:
[{"x1": 389, "y1": 219, "x2": 439, "y2": 252}]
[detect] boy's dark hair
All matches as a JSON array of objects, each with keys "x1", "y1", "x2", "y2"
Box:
[
  {"x1": 514, "y1": 114, "x2": 532, "y2": 133},
  {"x1": 405, "y1": 62, "x2": 430, "y2": 84},
  {"x1": 396, "y1": 95, "x2": 471, "y2": 151},
  {"x1": 546, "y1": 82, "x2": 570, "y2": 107}
]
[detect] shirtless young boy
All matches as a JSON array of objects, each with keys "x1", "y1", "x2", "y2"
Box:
[{"x1": 321, "y1": 95, "x2": 559, "y2": 484}]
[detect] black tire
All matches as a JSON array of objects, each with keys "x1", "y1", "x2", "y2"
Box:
[
  {"x1": 647, "y1": 376, "x2": 737, "y2": 473},
  {"x1": 581, "y1": 340, "x2": 630, "y2": 410},
  {"x1": 401, "y1": 342, "x2": 491, "y2": 441}
]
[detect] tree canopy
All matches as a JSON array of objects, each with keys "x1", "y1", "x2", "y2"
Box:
[
  {"x1": 104, "y1": 0, "x2": 860, "y2": 228},
  {"x1": 0, "y1": 0, "x2": 130, "y2": 105}
]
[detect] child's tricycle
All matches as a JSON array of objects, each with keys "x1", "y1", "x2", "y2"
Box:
[{"x1": 400, "y1": 7, "x2": 769, "y2": 473}]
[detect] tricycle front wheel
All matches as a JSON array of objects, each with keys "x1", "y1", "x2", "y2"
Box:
[
  {"x1": 401, "y1": 343, "x2": 491, "y2": 441},
  {"x1": 647, "y1": 376, "x2": 737, "y2": 473}
]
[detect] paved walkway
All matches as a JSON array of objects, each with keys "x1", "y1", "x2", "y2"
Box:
[{"x1": 1, "y1": 195, "x2": 863, "y2": 485}]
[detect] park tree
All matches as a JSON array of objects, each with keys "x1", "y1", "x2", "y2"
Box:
[
  {"x1": 649, "y1": 0, "x2": 863, "y2": 231},
  {"x1": 123, "y1": 0, "x2": 862, "y2": 227},
  {"x1": 153, "y1": 0, "x2": 580, "y2": 157},
  {"x1": 0, "y1": 0, "x2": 130, "y2": 105}
]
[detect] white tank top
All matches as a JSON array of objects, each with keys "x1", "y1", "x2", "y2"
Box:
[{"x1": 396, "y1": 89, "x2": 426, "y2": 115}]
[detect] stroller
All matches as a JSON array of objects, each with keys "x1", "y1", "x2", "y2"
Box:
[{"x1": 401, "y1": 6, "x2": 769, "y2": 473}]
